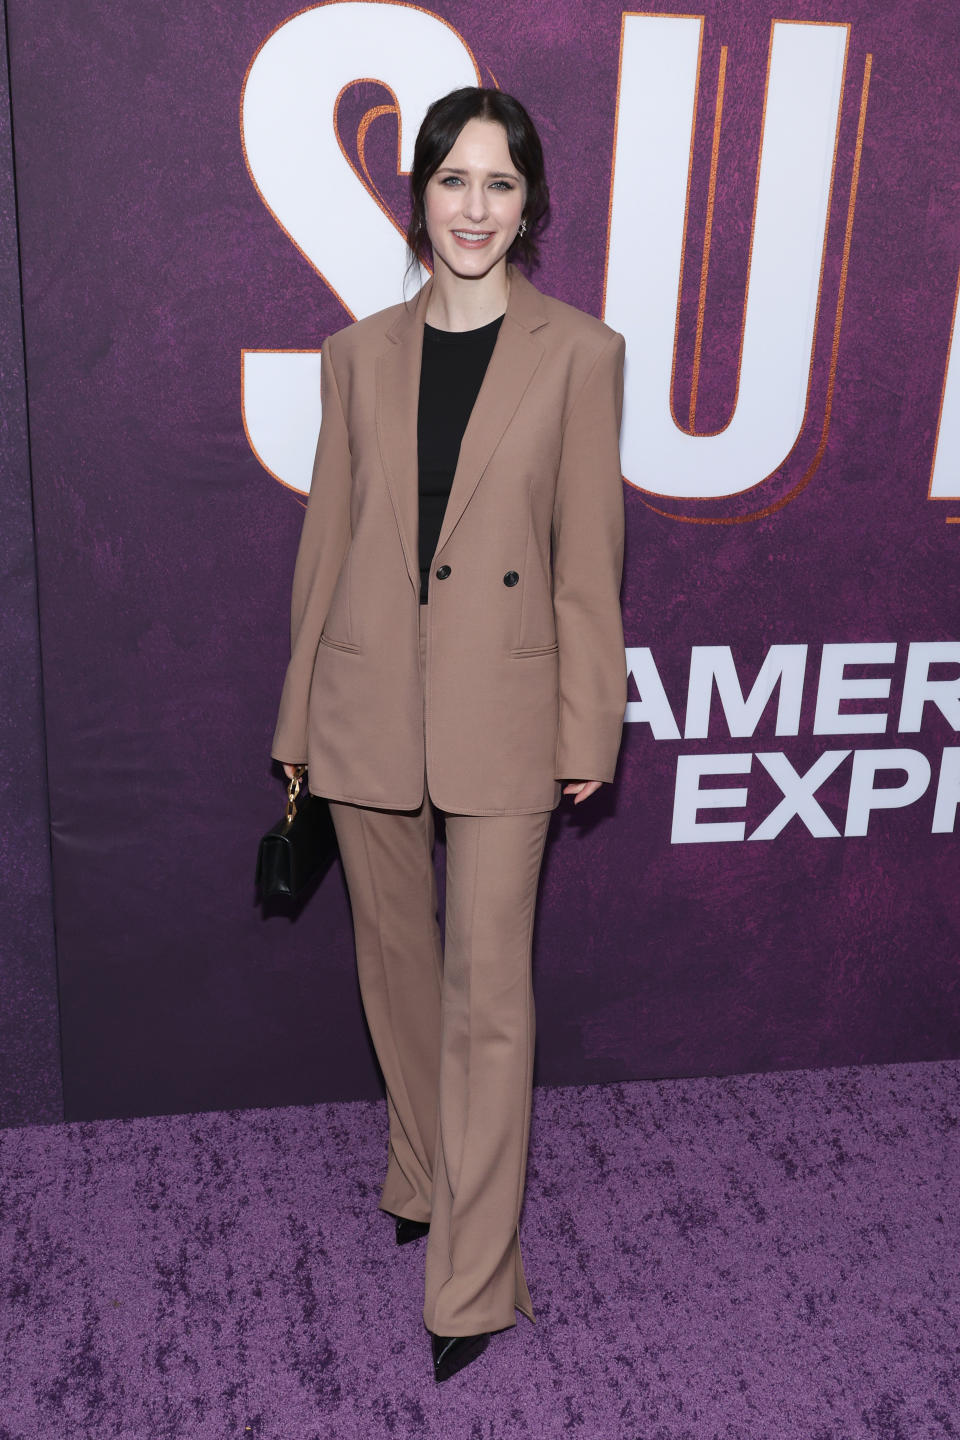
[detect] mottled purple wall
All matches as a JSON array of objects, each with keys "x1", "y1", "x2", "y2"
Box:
[
  {"x1": 4, "y1": 0, "x2": 958, "y2": 1124},
  {"x1": 0, "y1": 0, "x2": 62, "y2": 1127}
]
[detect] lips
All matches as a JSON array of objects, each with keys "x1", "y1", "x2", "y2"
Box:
[{"x1": 451, "y1": 230, "x2": 493, "y2": 248}]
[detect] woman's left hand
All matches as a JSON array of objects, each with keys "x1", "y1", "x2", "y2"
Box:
[{"x1": 561, "y1": 780, "x2": 604, "y2": 804}]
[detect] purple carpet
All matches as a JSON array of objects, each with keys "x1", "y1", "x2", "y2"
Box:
[{"x1": 1, "y1": 1060, "x2": 957, "y2": 1438}]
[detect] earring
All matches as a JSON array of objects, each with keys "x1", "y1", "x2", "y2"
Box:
[{"x1": 518, "y1": 218, "x2": 527, "y2": 237}]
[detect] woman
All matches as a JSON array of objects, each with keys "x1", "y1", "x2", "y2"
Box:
[{"x1": 271, "y1": 86, "x2": 627, "y2": 1382}]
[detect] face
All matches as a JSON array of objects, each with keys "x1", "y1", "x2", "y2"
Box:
[{"x1": 423, "y1": 117, "x2": 527, "y2": 281}]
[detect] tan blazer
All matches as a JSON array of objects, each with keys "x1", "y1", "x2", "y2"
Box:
[{"x1": 271, "y1": 261, "x2": 627, "y2": 815}]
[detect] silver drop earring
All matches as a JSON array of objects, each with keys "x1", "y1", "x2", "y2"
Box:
[{"x1": 518, "y1": 218, "x2": 527, "y2": 237}]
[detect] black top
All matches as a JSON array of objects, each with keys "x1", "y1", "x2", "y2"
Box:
[{"x1": 417, "y1": 312, "x2": 505, "y2": 603}]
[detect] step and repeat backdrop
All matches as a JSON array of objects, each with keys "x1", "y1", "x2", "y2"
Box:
[
  {"x1": 3, "y1": 0, "x2": 958, "y2": 1123},
  {"x1": 0, "y1": 4, "x2": 60, "y2": 1128}
]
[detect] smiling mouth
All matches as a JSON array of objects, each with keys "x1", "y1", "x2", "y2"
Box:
[{"x1": 452, "y1": 230, "x2": 494, "y2": 244}]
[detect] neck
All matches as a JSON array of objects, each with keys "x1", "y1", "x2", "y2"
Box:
[{"x1": 425, "y1": 259, "x2": 511, "y2": 332}]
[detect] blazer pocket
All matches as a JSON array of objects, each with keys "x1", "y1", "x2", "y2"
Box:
[
  {"x1": 319, "y1": 631, "x2": 362, "y2": 654},
  {"x1": 507, "y1": 641, "x2": 559, "y2": 658}
]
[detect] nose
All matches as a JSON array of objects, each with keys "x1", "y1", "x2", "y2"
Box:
[{"x1": 462, "y1": 184, "x2": 489, "y2": 223}]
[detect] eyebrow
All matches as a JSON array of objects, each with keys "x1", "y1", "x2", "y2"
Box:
[{"x1": 435, "y1": 166, "x2": 519, "y2": 180}]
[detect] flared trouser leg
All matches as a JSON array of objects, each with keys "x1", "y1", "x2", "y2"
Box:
[
  {"x1": 328, "y1": 605, "x2": 551, "y2": 1334},
  {"x1": 422, "y1": 803, "x2": 551, "y2": 1335},
  {"x1": 326, "y1": 787, "x2": 442, "y2": 1223}
]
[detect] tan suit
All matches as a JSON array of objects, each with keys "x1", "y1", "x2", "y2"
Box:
[{"x1": 271, "y1": 263, "x2": 627, "y2": 1336}]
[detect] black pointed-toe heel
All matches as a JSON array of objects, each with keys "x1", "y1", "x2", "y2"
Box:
[
  {"x1": 429, "y1": 1329, "x2": 491, "y2": 1382},
  {"x1": 394, "y1": 1215, "x2": 430, "y2": 1245}
]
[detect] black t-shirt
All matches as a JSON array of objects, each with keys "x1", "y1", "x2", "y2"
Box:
[{"x1": 417, "y1": 312, "x2": 505, "y2": 603}]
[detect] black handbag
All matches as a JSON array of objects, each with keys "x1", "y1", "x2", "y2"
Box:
[{"x1": 255, "y1": 765, "x2": 339, "y2": 901}]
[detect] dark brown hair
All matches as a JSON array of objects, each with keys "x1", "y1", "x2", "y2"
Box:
[{"x1": 403, "y1": 86, "x2": 550, "y2": 293}]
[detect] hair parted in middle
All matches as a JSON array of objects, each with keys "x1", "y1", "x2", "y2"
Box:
[{"x1": 403, "y1": 86, "x2": 551, "y2": 295}]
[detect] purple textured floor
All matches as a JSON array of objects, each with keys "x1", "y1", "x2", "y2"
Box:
[{"x1": 0, "y1": 1059, "x2": 957, "y2": 1439}]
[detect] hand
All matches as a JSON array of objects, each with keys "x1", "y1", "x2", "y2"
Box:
[
  {"x1": 561, "y1": 779, "x2": 604, "y2": 804},
  {"x1": 281, "y1": 762, "x2": 303, "y2": 781}
]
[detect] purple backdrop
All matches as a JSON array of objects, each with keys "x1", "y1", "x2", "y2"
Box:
[
  {"x1": 0, "y1": 0, "x2": 61, "y2": 1127},
  {"x1": 4, "y1": 0, "x2": 958, "y2": 1123}
]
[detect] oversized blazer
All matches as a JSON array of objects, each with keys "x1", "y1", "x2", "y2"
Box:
[{"x1": 271, "y1": 261, "x2": 627, "y2": 816}]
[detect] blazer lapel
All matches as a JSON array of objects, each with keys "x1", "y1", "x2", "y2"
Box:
[{"x1": 376, "y1": 262, "x2": 550, "y2": 598}]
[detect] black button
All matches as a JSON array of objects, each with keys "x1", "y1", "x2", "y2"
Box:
[
  {"x1": 435, "y1": 564, "x2": 451, "y2": 579},
  {"x1": 503, "y1": 570, "x2": 519, "y2": 587}
]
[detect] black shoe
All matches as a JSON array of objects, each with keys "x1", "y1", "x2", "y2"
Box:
[
  {"x1": 394, "y1": 1215, "x2": 430, "y2": 1245},
  {"x1": 429, "y1": 1329, "x2": 491, "y2": 1382}
]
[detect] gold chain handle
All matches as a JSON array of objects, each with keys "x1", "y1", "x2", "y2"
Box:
[{"x1": 285, "y1": 764, "x2": 307, "y2": 826}]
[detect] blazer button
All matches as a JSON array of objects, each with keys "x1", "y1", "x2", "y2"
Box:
[
  {"x1": 436, "y1": 564, "x2": 451, "y2": 579},
  {"x1": 503, "y1": 570, "x2": 519, "y2": 586}
]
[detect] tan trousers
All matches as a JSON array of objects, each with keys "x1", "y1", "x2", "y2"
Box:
[{"x1": 326, "y1": 603, "x2": 552, "y2": 1336}]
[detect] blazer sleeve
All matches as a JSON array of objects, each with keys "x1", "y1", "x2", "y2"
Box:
[
  {"x1": 551, "y1": 328, "x2": 628, "y2": 784},
  {"x1": 270, "y1": 336, "x2": 353, "y2": 765}
]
